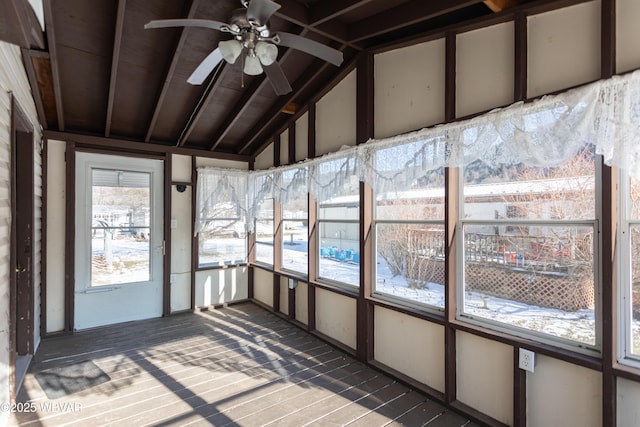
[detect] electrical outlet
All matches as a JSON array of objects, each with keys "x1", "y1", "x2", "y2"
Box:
[
  {"x1": 170, "y1": 274, "x2": 177, "y2": 284},
  {"x1": 519, "y1": 348, "x2": 535, "y2": 373}
]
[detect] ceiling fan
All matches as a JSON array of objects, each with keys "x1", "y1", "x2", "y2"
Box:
[{"x1": 145, "y1": 0, "x2": 344, "y2": 95}]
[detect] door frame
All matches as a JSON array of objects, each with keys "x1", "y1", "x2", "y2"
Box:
[
  {"x1": 65, "y1": 147, "x2": 172, "y2": 331},
  {"x1": 9, "y1": 96, "x2": 35, "y2": 399}
]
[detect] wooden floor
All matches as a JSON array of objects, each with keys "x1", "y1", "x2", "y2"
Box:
[{"x1": 11, "y1": 303, "x2": 479, "y2": 427}]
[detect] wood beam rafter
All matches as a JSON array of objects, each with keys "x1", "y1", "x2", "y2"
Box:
[
  {"x1": 483, "y1": 0, "x2": 518, "y2": 13},
  {"x1": 145, "y1": 0, "x2": 200, "y2": 143},
  {"x1": 309, "y1": 0, "x2": 375, "y2": 26},
  {"x1": 43, "y1": 0, "x2": 65, "y2": 131},
  {"x1": 20, "y1": 49, "x2": 48, "y2": 128},
  {"x1": 348, "y1": 0, "x2": 484, "y2": 43},
  {"x1": 105, "y1": 0, "x2": 127, "y2": 138}
]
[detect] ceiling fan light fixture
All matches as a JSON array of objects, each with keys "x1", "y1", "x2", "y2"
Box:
[
  {"x1": 244, "y1": 54, "x2": 263, "y2": 75},
  {"x1": 219, "y1": 40, "x2": 243, "y2": 64},
  {"x1": 255, "y1": 41, "x2": 278, "y2": 66}
]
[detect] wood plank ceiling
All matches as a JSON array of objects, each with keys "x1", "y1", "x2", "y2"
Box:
[{"x1": 20, "y1": 0, "x2": 533, "y2": 160}]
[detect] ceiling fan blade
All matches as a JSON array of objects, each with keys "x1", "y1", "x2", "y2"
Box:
[
  {"x1": 275, "y1": 32, "x2": 343, "y2": 66},
  {"x1": 246, "y1": 0, "x2": 281, "y2": 27},
  {"x1": 263, "y1": 62, "x2": 292, "y2": 96},
  {"x1": 187, "y1": 48, "x2": 224, "y2": 85},
  {"x1": 144, "y1": 19, "x2": 228, "y2": 32}
]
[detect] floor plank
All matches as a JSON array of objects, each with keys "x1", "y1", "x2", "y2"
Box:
[{"x1": 10, "y1": 303, "x2": 478, "y2": 427}]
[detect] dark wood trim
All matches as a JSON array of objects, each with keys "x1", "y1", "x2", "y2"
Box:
[
  {"x1": 65, "y1": 142, "x2": 76, "y2": 332},
  {"x1": 273, "y1": 274, "x2": 281, "y2": 313},
  {"x1": 273, "y1": 134, "x2": 281, "y2": 167},
  {"x1": 41, "y1": 135, "x2": 48, "y2": 339},
  {"x1": 444, "y1": 29, "x2": 458, "y2": 405},
  {"x1": 163, "y1": 153, "x2": 172, "y2": 316},
  {"x1": 307, "y1": 103, "x2": 316, "y2": 159},
  {"x1": 309, "y1": 0, "x2": 375, "y2": 26},
  {"x1": 514, "y1": 347, "x2": 527, "y2": 427},
  {"x1": 248, "y1": 267, "x2": 254, "y2": 300},
  {"x1": 105, "y1": 0, "x2": 126, "y2": 138},
  {"x1": 356, "y1": 51, "x2": 374, "y2": 363},
  {"x1": 288, "y1": 123, "x2": 296, "y2": 164},
  {"x1": 307, "y1": 281, "x2": 316, "y2": 332},
  {"x1": 600, "y1": 2, "x2": 616, "y2": 426},
  {"x1": 44, "y1": 130, "x2": 250, "y2": 162},
  {"x1": 43, "y1": 0, "x2": 65, "y2": 131},
  {"x1": 288, "y1": 282, "x2": 296, "y2": 321},
  {"x1": 145, "y1": 0, "x2": 200, "y2": 143},
  {"x1": 191, "y1": 156, "x2": 197, "y2": 311},
  {"x1": 514, "y1": 12, "x2": 527, "y2": 102}
]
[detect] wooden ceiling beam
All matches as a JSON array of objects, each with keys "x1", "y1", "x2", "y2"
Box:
[
  {"x1": 309, "y1": 0, "x2": 375, "y2": 26},
  {"x1": 177, "y1": 62, "x2": 229, "y2": 147},
  {"x1": 144, "y1": 0, "x2": 200, "y2": 143},
  {"x1": 43, "y1": 0, "x2": 65, "y2": 131},
  {"x1": 105, "y1": 0, "x2": 127, "y2": 137},
  {"x1": 348, "y1": 0, "x2": 484, "y2": 43},
  {"x1": 483, "y1": 0, "x2": 518, "y2": 13}
]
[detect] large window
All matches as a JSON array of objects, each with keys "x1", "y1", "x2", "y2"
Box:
[
  {"x1": 254, "y1": 197, "x2": 274, "y2": 265},
  {"x1": 459, "y1": 145, "x2": 598, "y2": 350},
  {"x1": 197, "y1": 203, "x2": 247, "y2": 268},
  {"x1": 621, "y1": 174, "x2": 640, "y2": 364},
  {"x1": 281, "y1": 170, "x2": 309, "y2": 275},
  {"x1": 373, "y1": 142, "x2": 446, "y2": 309},
  {"x1": 317, "y1": 158, "x2": 360, "y2": 287}
]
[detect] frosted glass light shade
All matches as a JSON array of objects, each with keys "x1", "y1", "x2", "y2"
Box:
[
  {"x1": 219, "y1": 40, "x2": 243, "y2": 64},
  {"x1": 244, "y1": 55, "x2": 263, "y2": 75},
  {"x1": 255, "y1": 41, "x2": 278, "y2": 66}
]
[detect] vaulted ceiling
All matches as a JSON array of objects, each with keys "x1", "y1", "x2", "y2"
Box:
[{"x1": 13, "y1": 0, "x2": 542, "y2": 160}]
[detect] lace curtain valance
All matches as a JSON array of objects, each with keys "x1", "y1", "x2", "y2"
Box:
[{"x1": 196, "y1": 69, "x2": 640, "y2": 233}]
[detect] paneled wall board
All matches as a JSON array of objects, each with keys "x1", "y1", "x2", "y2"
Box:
[
  {"x1": 617, "y1": 377, "x2": 640, "y2": 425},
  {"x1": 316, "y1": 71, "x2": 357, "y2": 156},
  {"x1": 171, "y1": 154, "x2": 192, "y2": 182},
  {"x1": 170, "y1": 186, "x2": 192, "y2": 312},
  {"x1": 46, "y1": 140, "x2": 66, "y2": 332},
  {"x1": 616, "y1": 0, "x2": 640, "y2": 73},
  {"x1": 456, "y1": 22, "x2": 515, "y2": 118},
  {"x1": 295, "y1": 113, "x2": 309, "y2": 162},
  {"x1": 280, "y1": 130, "x2": 289, "y2": 166},
  {"x1": 374, "y1": 306, "x2": 445, "y2": 393},
  {"x1": 457, "y1": 331, "x2": 513, "y2": 426},
  {"x1": 374, "y1": 39, "x2": 446, "y2": 139},
  {"x1": 194, "y1": 267, "x2": 248, "y2": 308},
  {"x1": 295, "y1": 281, "x2": 308, "y2": 325},
  {"x1": 252, "y1": 268, "x2": 274, "y2": 307},
  {"x1": 255, "y1": 142, "x2": 274, "y2": 170},
  {"x1": 527, "y1": 355, "x2": 602, "y2": 427},
  {"x1": 315, "y1": 288, "x2": 357, "y2": 349},
  {"x1": 527, "y1": 0, "x2": 601, "y2": 98}
]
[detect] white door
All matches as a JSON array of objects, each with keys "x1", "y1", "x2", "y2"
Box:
[{"x1": 74, "y1": 153, "x2": 164, "y2": 330}]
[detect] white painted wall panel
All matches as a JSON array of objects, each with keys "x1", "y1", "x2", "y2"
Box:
[
  {"x1": 618, "y1": 377, "x2": 640, "y2": 426},
  {"x1": 456, "y1": 22, "x2": 514, "y2": 118},
  {"x1": 616, "y1": 0, "x2": 640, "y2": 73},
  {"x1": 195, "y1": 157, "x2": 248, "y2": 170},
  {"x1": 194, "y1": 267, "x2": 248, "y2": 308},
  {"x1": 316, "y1": 71, "x2": 357, "y2": 156},
  {"x1": 527, "y1": 1, "x2": 601, "y2": 98},
  {"x1": 170, "y1": 185, "x2": 192, "y2": 312},
  {"x1": 457, "y1": 332, "x2": 513, "y2": 426},
  {"x1": 255, "y1": 142, "x2": 274, "y2": 170},
  {"x1": 172, "y1": 154, "x2": 192, "y2": 182},
  {"x1": 528, "y1": 355, "x2": 601, "y2": 427},
  {"x1": 295, "y1": 113, "x2": 309, "y2": 162},
  {"x1": 252, "y1": 267, "x2": 273, "y2": 307},
  {"x1": 280, "y1": 129, "x2": 289, "y2": 166},
  {"x1": 374, "y1": 306, "x2": 445, "y2": 393},
  {"x1": 46, "y1": 140, "x2": 66, "y2": 332},
  {"x1": 295, "y1": 281, "x2": 308, "y2": 325},
  {"x1": 374, "y1": 39, "x2": 445, "y2": 139},
  {"x1": 315, "y1": 288, "x2": 356, "y2": 350}
]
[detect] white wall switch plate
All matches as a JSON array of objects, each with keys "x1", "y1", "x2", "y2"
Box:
[{"x1": 170, "y1": 219, "x2": 177, "y2": 229}]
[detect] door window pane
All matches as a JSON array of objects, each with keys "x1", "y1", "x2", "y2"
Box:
[{"x1": 91, "y1": 169, "x2": 151, "y2": 286}]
